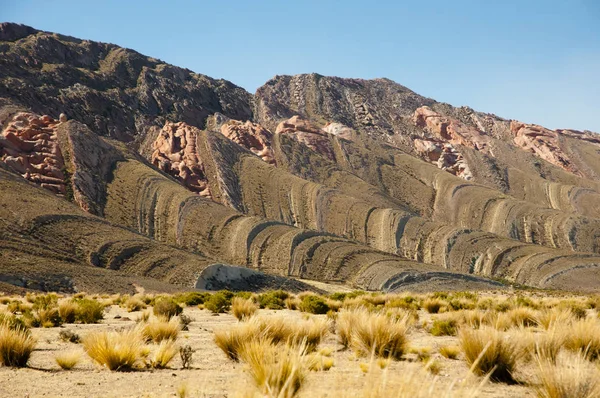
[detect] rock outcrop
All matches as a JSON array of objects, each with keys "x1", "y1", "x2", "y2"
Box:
[
  {"x1": 220, "y1": 120, "x2": 275, "y2": 164},
  {"x1": 151, "y1": 122, "x2": 211, "y2": 197},
  {"x1": 0, "y1": 112, "x2": 66, "y2": 194},
  {"x1": 275, "y1": 116, "x2": 336, "y2": 161}
]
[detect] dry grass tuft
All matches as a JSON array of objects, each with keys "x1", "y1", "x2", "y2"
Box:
[
  {"x1": 231, "y1": 297, "x2": 258, "y2": 321},
  {"x1": 58, "y1": 300, "x2": 78, "y2": 323},
  {"x1": 337, "y1": 308, "x2": 410, "y2": 360},
  {"x1": 439, "y1": 345, "x2": 460, "y2": 360},
  {"x1": 141, "y1": 319, "x2": 180, "y2": 343},
  {"x1": 83, "y1": 328, "x2": 144, "y2": 371},
  {"x1": 55, "y1": 350, "x2": 81, "y2": 370},
  {"x1": 149, "y1": 340, "x2": 178, "y2": 369},
  {"x1": 562, "y1": 318, "x2": 600, "y2": 360},
  {"x1": 422, "y1": 298, "x2": 445, "y2": 314},
  {"x1": 0, "y1": 321, "x2": 36, "y2": 367},
  {"x1": 239, "y1": 339, "x2": 306, "y2": 397},
  {"x1": 535, "y1": 353, "x2": 600, "y2": 398},
  {"x1": 459, "y1": 326, "x2": 519, "y2": 382}
]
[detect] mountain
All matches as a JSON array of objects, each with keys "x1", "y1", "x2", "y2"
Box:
[{"x1": 2, "y1": 22, "x2": 600, "y2": 294}]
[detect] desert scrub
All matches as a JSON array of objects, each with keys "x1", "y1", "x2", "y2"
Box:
[
  {"x1": 83, "y1": 328, "x2": 144, "y2": 371},
  {"x1": 0, "y1": 312, "x2": 29, "y2": 333},
  {"x1": 430, "y1": 318, "x2": 457, "y2": 336},
  {"x1": 204, "y1": 290, "x2": 234, "y2": 314},
  {"x1": 337, "y1": 308, "x2": 410, "y2": 360},
  {"x1": 55, "y1": 350, "x2": 81, "y2": 370},
  {"x1": 174, "y1": 292, "x2": 211, "y2": 307},
  {"x1": 535, "y1": 352, "x2": 600, "y2": 398},
  {"x1": 0, "y1": 320, "x2": 36, "y2": 367},
  {"x1": 257, "y1": 290, "x2": 289, "y2": 309},
  {"x1": 59, "y1": 329, "x2": 81, "y2": 343},
  {"x1": 74, "y1": 298, "x2": 104, "y2": 324},
  {"x1": 231, "y1": 297, "x2": 258, "y2": 321},
  {"x1": 298, "y1": 295, "x2": 330, "y2": 314},
  {"x1": 141, "y1": 319, "x2": 180, "y2": 343},
  {"x1": 153, "y1": 298, "x2": 183, "y2": 319},
  {"x1": 124, "y1": 296, "x2": 147, "y2": 312},
  {"x1": 422, "y1": 298, "x2": 445, "y2": 314},
  {"x1": 439, "y1": 345, "x2": 460, "y2": 359},
  {"x1": 459, "y1": 326, "x2": 519, "y2": 382}
]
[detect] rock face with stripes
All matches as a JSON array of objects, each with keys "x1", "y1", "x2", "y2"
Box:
[{"x1": 2, "y1": 23, "x2": 600, "y2": 293}]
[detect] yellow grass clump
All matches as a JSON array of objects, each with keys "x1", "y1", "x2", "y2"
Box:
[
  {"x1": 439, "y1": 345, "x2": 460, "y2": 360},
  {"x1": 0, "y1": 321, "x2": 36, "y2": 367},
  {"x1": 535, "y1": 353, "x2": 600, "y2": 398},
  {"x1": 231, "y1": 297, "x2": 259, "y2": 321},
  {"x1": 239, "y1": 339, "x2": 306, "y2": 398},
  {"x1": 83, "y1": 328, "x2": 144, "y2": 371},
  {"x1": 337, "y1": 308, "x2": 411, "y2": 360},
  {"x1": 55, "y1": 350, "x2": 81, "y2": 370},
  {"x1": 141, "y1": 319, "x2": 180, "y2": 343},
  {"x1": 562, "y1": 318, "x2": 600, "y2": 360},
  {"x1": 149, "y1": 340, "x2": 178, "y2": 369},
  {"x1": 458, "y1": 326, "x2": 519, "y2": 382}
]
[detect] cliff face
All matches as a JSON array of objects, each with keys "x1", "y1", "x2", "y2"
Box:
[{"x1": 2, "y1": 22, "x2": 600, "y2": 293}]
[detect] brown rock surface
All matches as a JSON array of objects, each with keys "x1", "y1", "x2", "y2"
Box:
[
  {"x1": 151, "y1": 122, "x2": 211, "y2": 197},
  {"x1": 0, "y1": 112, "x2": 66, "y2": 194}
]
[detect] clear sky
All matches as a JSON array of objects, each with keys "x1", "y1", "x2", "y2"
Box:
[{"x1": 2, "y1": 0, "x2": 599, "y2": 131}]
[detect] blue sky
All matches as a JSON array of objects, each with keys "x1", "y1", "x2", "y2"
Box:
[{"x1": 2, "y1": 0, "x2": 599, "y2": 131}]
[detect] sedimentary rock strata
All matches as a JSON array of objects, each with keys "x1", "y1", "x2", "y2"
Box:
[{"x1": 0, "y1": 112, "x2": 66, "y2": 194}]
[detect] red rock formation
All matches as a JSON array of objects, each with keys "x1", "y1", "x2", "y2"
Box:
[
  {"x1": 275, "y1": 116, "x2": 336, "y2": 161},
  {"x1": 220, "y1": 120, "x2": 275, "y2": 164},
  {"x1": 510, "y1": 121, "x2": 600, "y2": 175},
  {"x1": 0, "y1": 112, "x2": 66, "y2": 194},
  {"x1": 414, "y1": 139, "x2": 473, "y2": 180},
  {"x1": 413, "y1": 106, "x2": 490, "y2": 151},
  {"x1": 151, "y1": 122, "x2": 211, "y2": 197}
]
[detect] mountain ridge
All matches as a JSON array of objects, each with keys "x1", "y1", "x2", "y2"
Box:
[{"x1": 2, "y1": 22, "x2": 600, "y2": 294}]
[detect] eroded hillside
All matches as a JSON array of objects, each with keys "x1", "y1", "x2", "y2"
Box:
[{"x1": 1, "y1": 22, "x2": 600, "y2": 293}]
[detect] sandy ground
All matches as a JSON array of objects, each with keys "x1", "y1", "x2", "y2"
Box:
[{"x1": 0, "y1": 295, "x2": 541, "y2": 398}]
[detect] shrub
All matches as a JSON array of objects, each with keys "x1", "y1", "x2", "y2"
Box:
[
  {"x1": 329, "y1": 292, "x2": 347, "y2": 301},
  {"x1": 459, "y1": 327, "x2": 518, "y2": 382},
  {"x1": 141, "y1": 319, "x2": 180, "y2": 343},
  {"x1": 0, "y1": 321, "x2": 36, "y2": 367},
  {"x1": 430, "y1": 318, "x2": 457, "y2": 336},
  {"x1": 83, "y1": 328, "x2": 144, "y2": 371},
  {"x1": 204, "y1": 291, "x2": 233, "y2": 314},
  {"x1": 179, "y1": 314, "x2": 193, "y2": 331},
  {"x1": 75, "y1": 299, "x2": 104, "y2": 324},
  {"x1": 153, "y1": 298, "x2": 183, "y2": 320},
  {"x1": 59, "y1": 329, "x2": 81, "y2": 343},
  {"x1": 174, "y1": 292, "x2": 211, "y2": 307},
  {"x1": 0, "y1": 312, "x2": 29, "y2": 333},
  {"x1": 298, "y1": 295, "x2": 329, "y2": 315},
  {"x1": 439, "y1": 345, "x2": 460, "y2": 360},
  {"x1": 257, "y1": 290, "x2": 289, "y2": 310},
  {"x1": 535, "y1": 353, "x2": 600, "y2": 398},
  {"x1": 55, "y1": 350, "x2": 81, "y2": 370},
  {"x1": 231, "y1": 297, "x2": 258, "y2": 321},
  {"x1": 180, "y1": 345, "x2": 194, "y2": 369},
  {"x1": 149, "y1": 341, "x2": 178, "y2": 369}
]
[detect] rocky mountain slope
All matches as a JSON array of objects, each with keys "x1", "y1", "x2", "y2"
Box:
[{"x1": 1, "y1": 22, "x2": 600, "y2": 293}]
